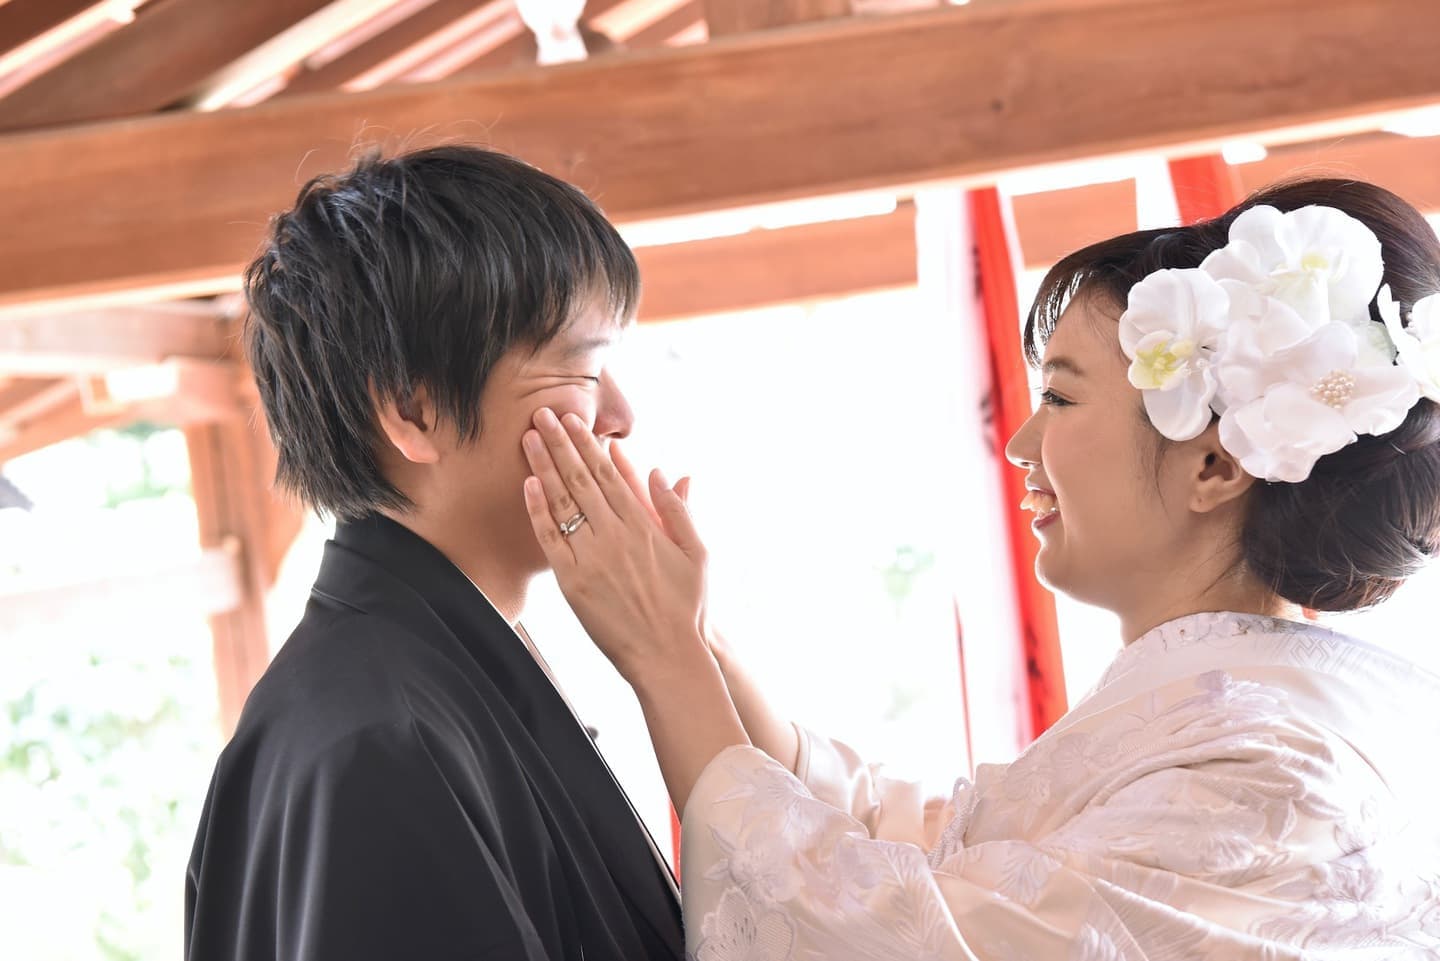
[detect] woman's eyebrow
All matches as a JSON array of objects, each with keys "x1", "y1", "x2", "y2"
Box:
[{"x1": 1042, "y1": 356, "x2": 1085, "y2": 377}]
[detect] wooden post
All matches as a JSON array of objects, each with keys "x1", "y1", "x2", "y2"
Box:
[{"x1": 185, "y1": 393, "x2": 302, "y2": 736}]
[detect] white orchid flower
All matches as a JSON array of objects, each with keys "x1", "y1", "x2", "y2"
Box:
[
  {"x1": 1201, "y1": 204, "x2": 1384, "y2": 332},
  {"x1": 1118, "y1": 268, "x2": 1229, "y2": 441},
  {"x1": 1379, "y1": 285, "x2": 1440, "y2": 403},
  {"x1": 1216, "y1": 321, "x2": 1419, "y2": 482}
]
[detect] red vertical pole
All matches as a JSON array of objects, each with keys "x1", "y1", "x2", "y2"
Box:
[
  {"x1": 969, "y1": 187, "x2": 1067, "y2": 738},
  {"x1": 670, "y1": 804, "x2": 682, "y2": 878},
  {"x1": 1168, "y1": 154, "x2": 1241, "y2": 224}
]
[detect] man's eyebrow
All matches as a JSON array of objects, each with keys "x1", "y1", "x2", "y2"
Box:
[
  {"x1": 554, "y1": 336, "x2": 616, "y2": 361},
  {"x1": 1042, "y1": 356, "x2": 1085, "y2": 377}
]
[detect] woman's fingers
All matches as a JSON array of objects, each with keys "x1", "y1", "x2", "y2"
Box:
[
  {"x1": 529, "y1": 408, "x2": 625, "y2": 528},
  {"x1": 523, "y1": 475, "x2": 575, "y2": 570},
  {"x1": 611, "y1": 441, "x2": 659, "y2": 521},
  {"x1": 522, "y1": 423, "x2": 597, "y2": 536},
  {"x1": 649, "y1": 468, "x2": 706, "y2": 558},
  {"x1": 557, "y1": 412, "x2": 639, "y2": 521}
]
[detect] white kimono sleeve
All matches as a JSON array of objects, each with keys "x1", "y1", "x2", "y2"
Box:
[{"x1": 680, "y1": 670, "x2": 1440, "y2": 961}]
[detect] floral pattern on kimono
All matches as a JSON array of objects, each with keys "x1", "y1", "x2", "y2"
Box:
[{"x1": 681, "y1": 613, "x2": 1440, "y2": 960}]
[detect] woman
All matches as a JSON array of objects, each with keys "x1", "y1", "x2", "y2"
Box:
[{"x1": 519, "y1": 179, "x2": 1440, "y2": 959}]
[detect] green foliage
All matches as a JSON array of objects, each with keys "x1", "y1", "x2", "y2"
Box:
[{"x1": 0, "y1": 640, "x2": 219, "y2": 960}]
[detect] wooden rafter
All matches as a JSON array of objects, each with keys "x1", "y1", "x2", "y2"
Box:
[
  {"x1": 0, "y1": 387, "x2": 126, "y2": 464},
  {"x1": 0, "y1": 0, "x2": 337, "y2": 130},
  {"x1": 184, "y1": 0, "x2": 413, "y2": 111},
  {"x1": 0, "y1": 0, "x2": 99, "y2": 58},
  {"x1": 0, "y1": 376, "x2": 74, "y2": 431},
  {"x1": 0, "y1": 0, "x2": 1436, "y2": 310},
  {"x1": 282, "y1": 0, "x2": 522, "y2": 96},
  {"x1": 635, "y1": 202, "x2": 916, "y2": 321},
  {"x1": 0, "y1": 302, "x2": 233, "y2": 373},
  {"x1": 627, "y1": 0, "x2": 703, "y2": 47},
  {"x1": 704, "y1": 0, "x2": 850, "y2": 36}
]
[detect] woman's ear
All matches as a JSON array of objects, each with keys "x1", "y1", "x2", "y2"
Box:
[
  {"x1": 1187, "y1": 421, "x2": 1256, "y2": 513},
  {"x1": 375, "y1": 384, "x2": 441, "y2": 465}
]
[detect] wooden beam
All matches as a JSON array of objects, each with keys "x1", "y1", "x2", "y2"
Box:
[
  {"x1": 627, "y1": 1, "x2": 703, "y2": 47},
  {"x1": 184, "y1": 0, "x2": 410, "y2": 110},
  {"x1": 2, "y1": 0, "x2": 1440, "y2": 309},
  {"x1": 0, "y1": 387, "x2": 132, "y2": 463},
  {"x1": 0, "y1": 302, "x2": 233, "y2": 373},
  {"x1": 634, "y1": 202, "x2": 916, "y2": 321},
  {"x1": 0, "y1": 375, "x2": 73, "y2": 429},
  {"x1": 0, "y1": 0, "x2": 98, "y2": 56},
  {"x1": 1008, "y1": 132, "x2": 1440, "y2": 272},
  {"x1": 704, "y1": 0, "x2": 849, "y2": 36},
  {"x1": 0, "y1": 0, "x2": 335, "y2": 130},
  {"x1": 282, "y1": 0, "x2": 520, "y2": 96},
  {"x1": 1010, "y1": 178, "x2": 1138, "y2": 271},
  {"x1": 1238, "y1": 131, "x2": 1440, "y2": 211}
]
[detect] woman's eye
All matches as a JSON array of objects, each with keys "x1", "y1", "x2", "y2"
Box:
[{"x1": 1038, "y1": 388, "x2": 1071, "y2": 407}]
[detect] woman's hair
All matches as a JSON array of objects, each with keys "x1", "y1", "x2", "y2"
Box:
[
  {"x1": 1024, "y1": 178, "x2": 1440, "y2": 611},
  {"x1": 244, "y1": 145, "x2": 640, "y2": 521}
]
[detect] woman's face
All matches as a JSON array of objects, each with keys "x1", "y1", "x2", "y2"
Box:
[{"x1": 1004, "y1": 295, "x2": 1209, "y2": 615}]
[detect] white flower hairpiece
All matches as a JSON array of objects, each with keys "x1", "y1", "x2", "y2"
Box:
[{"x1": 1118, "y1": 204, "x2": 1439, "y2": 483}]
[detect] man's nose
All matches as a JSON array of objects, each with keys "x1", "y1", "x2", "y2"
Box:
[{"x1": 593, "y1": 369, "x2": 634, "y2": 439}]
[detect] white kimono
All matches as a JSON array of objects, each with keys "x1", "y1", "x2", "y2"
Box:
[{"x1": 681, "y1": 612, "x2": 1440, "y2": 960}]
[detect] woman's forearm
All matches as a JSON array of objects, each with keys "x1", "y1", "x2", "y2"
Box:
[
  {"x1": 630, "y1": 644, "x2": 750, "y2": 813},
  {"x1": 708, "y1": 627, "x2": 800, "y2": 774}
]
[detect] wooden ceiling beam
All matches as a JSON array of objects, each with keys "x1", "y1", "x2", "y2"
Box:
[
  {"x1": 0, "y1": 0, "x2": 100, "y2": 56},
  {"x1": 1237, "y1": 132, "x2": 1440, "y2": 210},
  {"x1": 281, "y1": 0, "x2": 518, "y2": 97},
  {"x1": 0, "y1": 375, "x2": 74, "y2": 430},
  {"x1": 626, "y1": 1, "x2": 703, "y2": 47},
  {"x1": 1, "y1": 0, "x2": 1439, "y2": 308},
  {"x1": 634, "y1": 201, "x2": 917, "y2": 321},
  {"x1": 0, "y1": 302, "x2": 234, "y2": 374},
  {"x1": 0, "y1": 0, "x2": 337, "y2": 130},
  {"x1": 1008, "y1": 132, "x2": 1440, "y2": 272},
  {"x1": 704, "y1": 0, "x2": 850, "y2": 36},
  {"x1": 0, "y1": 389, "x2": 132, "y2": 463}
]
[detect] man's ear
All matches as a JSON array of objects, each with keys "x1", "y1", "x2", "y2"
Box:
[
  {"x1": 375, "y1": 384, "x2": 441, "y2": 465},
  {"x1": 1186, "y1": 421, "x2": 1256, "y2": 513}
]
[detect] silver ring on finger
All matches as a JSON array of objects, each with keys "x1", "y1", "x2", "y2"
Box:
[{"x1": 559, "y1": 512, "x2": 587, "y2": 537}]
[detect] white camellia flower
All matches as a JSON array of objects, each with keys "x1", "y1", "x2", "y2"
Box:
[
  {"x1": 1378, "y1": 285, "x2": 1440, "y2": 403},
  {"x1": 1118, "y1": 268, "x2": 1230, "y2": 441},
  {"x1": 1201, "y1": 204, "x2": 1385, "y2": 332},
  {"x1": 1216, "y1": 321, "x2": 1419, "y2": 482}
]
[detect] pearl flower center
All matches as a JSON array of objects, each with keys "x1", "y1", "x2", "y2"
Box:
[{"x1": 1310, "y1": 369, "x2": 1356, "y2": 408}]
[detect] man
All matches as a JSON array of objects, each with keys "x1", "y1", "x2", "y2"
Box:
[{"x1": 184, "y1": 145, "x2": 683, "y2": 960}]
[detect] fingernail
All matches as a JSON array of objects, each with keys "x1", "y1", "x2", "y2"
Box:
[
  {"x1": 537, "y1": 407, "x2": 559, "y2": 428},
  {"x1": 654, "y1": 468, "x2": 670, "y2": 488},
  {"x1": 563, "y1": 412, "x2": 586, "y2": 431},
  {"x1": 523, "y1": 430, "x2": 541, "y2": 451}
]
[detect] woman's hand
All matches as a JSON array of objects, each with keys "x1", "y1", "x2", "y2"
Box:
[
  {"x1": 521, "y1": 407, "x2": 710, "y2": 688},
  {"x1": 521, "y1": 407, "x2": 751, "y2": 811}
]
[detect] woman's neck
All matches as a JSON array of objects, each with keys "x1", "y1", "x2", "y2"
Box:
[{"x1": 1116, "y1": 572, "x2": 1301, "y2": 646}]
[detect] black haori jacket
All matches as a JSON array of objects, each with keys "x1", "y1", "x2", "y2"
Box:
[{"x1": 185, "y1": 514, "x2": 683, "y2": 960}]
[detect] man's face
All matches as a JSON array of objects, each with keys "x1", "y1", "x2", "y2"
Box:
[{"x1": 421, "y1": 302, "x2": 634, "y2": 574}]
